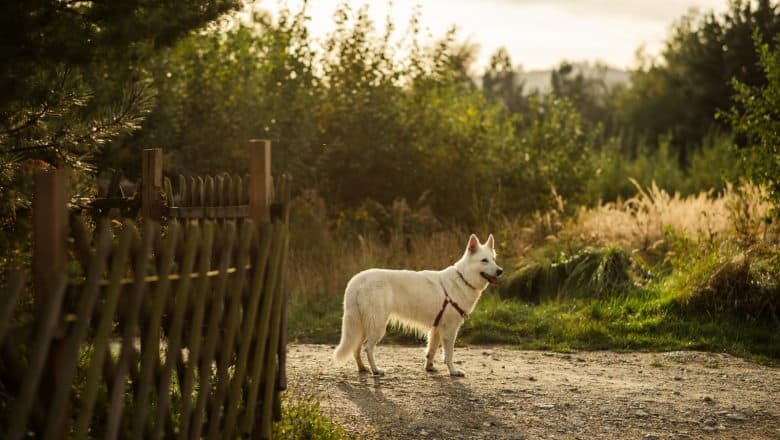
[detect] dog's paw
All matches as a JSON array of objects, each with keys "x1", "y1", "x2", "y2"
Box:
[
  {"x1": 425, "y1": 364, "x2": 437, "y2": 372},
  {"x1": 371, "y1": 369, "x2": 385, "y2": 376},
  {"x1": 449, "y1": 369, "x2": 465, "y2": 377},
  {"x1": 357, "y1": 366, "x2": 370, "y2": 374}
]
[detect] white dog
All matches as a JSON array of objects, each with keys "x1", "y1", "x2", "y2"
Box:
[{"x1": 333, "y1": 234, "x2": 502, "y2": 376}]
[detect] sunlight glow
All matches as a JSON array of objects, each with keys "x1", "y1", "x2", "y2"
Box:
[{"x1": 257, "y1": 0, "x2": 729, "y2": 70}]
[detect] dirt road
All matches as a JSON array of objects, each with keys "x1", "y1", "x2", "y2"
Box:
[{"x1": 287, "y1": 344, "x2": 780, "y2": 439}]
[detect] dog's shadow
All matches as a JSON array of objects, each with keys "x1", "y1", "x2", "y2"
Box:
[{"x1": 336, "y1": 369, "x2": 501, "y2": 437}]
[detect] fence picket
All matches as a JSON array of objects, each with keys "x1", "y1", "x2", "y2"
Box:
[
  {"x1": 234, "y1": 175, "x2": 244, "y2": 207},
  {"x1": 225, "y1": 174, "x2": 235, "y2": 206},
  {"x1": 179, "y1": 175, "x2": 188, "y2": 207},
  {"x1": 189, "y1": 221, "x2": 236, "y2": 439},
  {"x1": 260, "y1": 224, "x2": 289, "y2": 436},
  {"x1": 177, "y1": 221, "x2": 215, "y2": 440},
  {"x1": 206, "y1": 221, "x2": 254, "y2": 440},
  {"x1": 132, "y1": 222, "x2": 181, "y2": 439},
  {"x1": 205, "y1": 175, "x2": 215, "y2": 208},
  {"x1": 5, "y1": 270, "x2": 68, "y2": 440},
  {"x1": 164, "y1": 177, "x2": 174, "y2": 209},
  {"x1": 214, "y1": 174, "x2": 225, "y2": 206},
  {"x1": 152, "y1": 222, "x2": 201, "y2": 439},
  {"x1": 42, "y1": 222, "x2": 114, "y2": 440},
  {"x1": 74, "y1": 223, "x2": 135, "y2": 438},
  {"x1": 221, "y1": 221, "x2": 273, "y2": 439},
  {"x1": 106, "y1": 222, "x2": 156, "y2": 440},
  {"x1": 241, "y1": 221, "x2": 285, "y2": 435}
]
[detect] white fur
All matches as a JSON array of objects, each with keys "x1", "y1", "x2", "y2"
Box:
[{"x1": 333, "y1": 234, "x2": 502, "y2": 376}]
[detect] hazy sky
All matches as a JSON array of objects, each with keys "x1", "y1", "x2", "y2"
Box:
[{"x1": 260, "y1": 0, "x2": 729, "y2": 71}]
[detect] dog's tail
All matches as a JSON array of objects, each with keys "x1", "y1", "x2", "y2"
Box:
[{"x1": 333, "y1": 306, "x2": 362, "y2": 364}]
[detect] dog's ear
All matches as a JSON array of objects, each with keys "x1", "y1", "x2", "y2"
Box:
[
  {"x1": 467, "y1": 234, "x2": 479, "y2": 253},
  {"x1": 486, "y1": 234, "x2": 495, "y2": 250}
]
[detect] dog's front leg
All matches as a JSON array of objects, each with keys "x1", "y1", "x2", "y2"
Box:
[
  {"x1": 442, "y1": 328, "x2": 464, "y2": 377},
  {"x1": 425, "y1": 328, "x2": 441, "y2": 371}
]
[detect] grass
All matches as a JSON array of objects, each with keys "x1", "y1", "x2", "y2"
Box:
[
  {"x1": 274, "y1": 387, "x2": 350, "y2": 440},
  {"x1": 286, "y1": 183, "x2": 780, "y2": 364}
]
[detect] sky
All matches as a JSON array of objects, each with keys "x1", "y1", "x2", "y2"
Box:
[{"x1": 258, "y1": 0, "x2": 730, "y2": 71}]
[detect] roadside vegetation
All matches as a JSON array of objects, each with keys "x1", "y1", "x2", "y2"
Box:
[{"x1": 288, "y1": 181, "x2": 780, "y2": 363}]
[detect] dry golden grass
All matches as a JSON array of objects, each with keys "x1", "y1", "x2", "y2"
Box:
[
  {"x1": 568, "y1": 180, "x2": 775, "y2": 251},
  {"x1": 287, "y1": 181, "x2": 777, "y2": 305}
]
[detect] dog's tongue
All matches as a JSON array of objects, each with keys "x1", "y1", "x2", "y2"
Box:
[{"x1": 487, "y1": 275, "x2": 500, "y2": 287}]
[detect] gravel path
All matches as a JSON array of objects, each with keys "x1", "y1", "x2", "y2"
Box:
[{"x1": 287, "y1": 344, "x2": 780, "y2": 439}]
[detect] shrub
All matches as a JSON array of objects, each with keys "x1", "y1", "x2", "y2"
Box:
[
  {"x1": 680, "y1": 244, "x2": 780, "y2": 324},
  {"x1": 499, "y1": 246, "x2": 650, "y2": 301}
]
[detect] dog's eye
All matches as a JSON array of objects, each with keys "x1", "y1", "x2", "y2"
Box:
[{"x1": 481, "y1": 258, "x2": 488, "y2": 263}]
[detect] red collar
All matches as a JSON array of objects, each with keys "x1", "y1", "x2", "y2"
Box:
[
  {"x1": 457, "y1": 269, "x2": 477, "y2": 290},
  {"x1": 433, "y1": 281, "x2": 467, "y2": 327}
]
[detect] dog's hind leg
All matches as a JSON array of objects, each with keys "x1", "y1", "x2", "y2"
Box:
[
  {"x1": 354, "y1": 337, "x2": 368, "y2": 373},
  {"x1": 364, "y1": 328, "x2": 386, "y2": 376},
  {"x1": 424, "y1": 328, "x2": 441, "y2": 372}
]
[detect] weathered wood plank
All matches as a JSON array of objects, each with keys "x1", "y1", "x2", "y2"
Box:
[
  {"x1": 177, "y1": 221, "x2": 215, "y2": 440},
  {"x1": 105, "y1": 222, "x2": 154, "y2": 440},
  {"x1": 6, "y1": 270, "x2": 68, "y2": 440},
  {"x1": 260, "y1": 224, "x2": 289, "y2": 437},
  {"x1": 189, "y1": 221, "x2": 236, "y2": 440},
  {"x1": 164, "y1": 176, "x2": 174, "y2": 209},
  {"x1": 42, "y1": 223, "x2": 114, "y2": 440},
  {"x1": 225, "y1": 174, "x2": 235, "y2": 206},
  {"x1": 132, "y1": 221, "x2": 180, "y2": 439},
  {"x1": 179, "y1": 175, "x2": 188, "y2": 207},
  {"x1": 206, "y1": 221, "x2": 254, "y2": 440},
  {"x1": 205, "y1": 175, "x2": 215, "y2": 208},
  {"x1": 142, "y1": 148, "x2": 163, "y2": 220},
  {"x1": 216, "y1": 174, "x2": 225, "y2": 207},
  {"x1": 220, "y1": 221, "x2": 273, "y2": 439},
  {"x1": 235, "y1": 175, "x2": 244, "y2": 207},
  {"x1": 240, "y1": 221, "x2": 285, "y2": 435},
  {"x1": 166, "y1": 205, "x2": 249, "y2": 219},
  {"x1": 33, "y1": 168, "x2": 68, "y2": 318},
  {"x1": 73, "y1": 224, "x2": 135, "y2": 439},
  {"x1": 152, "y1": 222, "x2": 201, "y2": 439}
]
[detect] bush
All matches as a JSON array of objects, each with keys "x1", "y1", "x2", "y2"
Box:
[
  {"x1": 499, "y1": 246, "x2": 649, "y2": 301},
  {"x1": 680, "y1": 244, "x2": 780, "y2": 324}
]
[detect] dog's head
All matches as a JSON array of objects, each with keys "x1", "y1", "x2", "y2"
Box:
[{"x1": 463, "y1": 233, "x2": 503, "y2": 287}]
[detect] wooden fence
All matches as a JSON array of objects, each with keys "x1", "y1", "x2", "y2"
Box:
[{"x1": 1, "y1": 140, "x2": 290, "y2": 439}]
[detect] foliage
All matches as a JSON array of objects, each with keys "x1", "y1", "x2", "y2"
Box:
[
  {"x1": 724, "y1": 32, "x2": 780, "y2": 210},
  {"x1": 672, "y1": 243, "x2": 780, "y2": 323},
  {"x1": 274, "y1": 388, "x2": 350, "y2": 440},
  {"x1": 572, "y1": 180, "x2": 775, "y2": 253},
  {"x1": 499, "y1": 246, "x2": 649, "y2": 302},
  {"x1": 0, "y1": 0, "x2": 240, "y2": 269},
  {"x1": 612, "y1": 0, "x2": 780, "y2": 164},
  {"x1": 118, "y1": 5, "x2": 600, "y2": 224}
]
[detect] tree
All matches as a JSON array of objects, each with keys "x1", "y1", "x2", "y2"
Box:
[
  {"x1": 724, "y1": 32, "x2": 780, "y2": 209},
  {"x1": 0, "y1": 0, "x2": 239, "y2": 267},
  {"x1": 615, "y1": 0, "x2": 780, "y2": 165}
]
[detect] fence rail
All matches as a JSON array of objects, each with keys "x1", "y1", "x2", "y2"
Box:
[{"x1": 1, "y1": 140, "x2": 290, "y2": 439}]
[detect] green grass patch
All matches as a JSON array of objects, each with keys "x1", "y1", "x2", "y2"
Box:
[{"x1": 274, "y1": 390, "x2": 350, "y2": 440}]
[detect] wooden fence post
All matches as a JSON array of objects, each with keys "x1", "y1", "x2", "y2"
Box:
[
  {"x1": 32, "y1": 167, "x2": 69, "y2": 439},
  {"x1": 33, "y1": 168, "x2": 69, "y2": 317},
  {"x1": 142, "y1": 148, "x2": 163, "y2": 221},
  {"x1": 249, "y1": 140, "x2": 272, "y2": 224}
]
